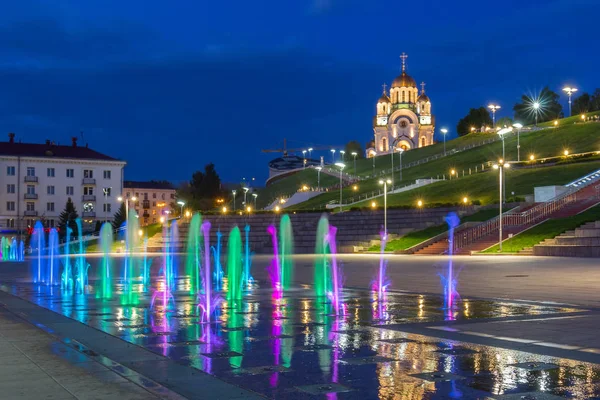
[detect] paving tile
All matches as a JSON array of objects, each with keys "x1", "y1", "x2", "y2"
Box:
[
  {"x1": 60, "y1": 380, "x2": 157, "y2": 400},
  {"x1": 0, "y1": 376, "x2": 75, "y2": 399}
]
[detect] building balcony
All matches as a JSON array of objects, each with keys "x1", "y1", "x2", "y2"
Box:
[
  {"x1": 24, "y1": 193, "x2": 38, "y2": 200},
  {"x1": 142, "y1": 212, "x2": 150, "y2": 218},
  {"x1": 142, "y1": 201, "x2": 150, "y2": 209},
  {"x1": 82, "y1": 211, "x2": 96, "y2": 218},
  {"x1": 24, "y1": 176, "x2": 38, "y2": 183},
  {"x1": 82, "y1": 178, "x2": 96, "y2": 185},
  {"x1": 24, "y1": 210, "x2": 38, "y2": 217},
  {"x1": 82, "y1": 195, "x2": 96, "y2": 201}
]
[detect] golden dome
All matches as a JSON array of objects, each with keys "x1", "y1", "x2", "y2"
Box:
[
  {"x1": 391, "y1": 71, "x2": 417, "y2": 88},
  {"x1": 418, "y1": 93, "x2": 430, "y2": 102},
  {"x1": 378, "y1": 93, "x2": 391, "y2": 103}
]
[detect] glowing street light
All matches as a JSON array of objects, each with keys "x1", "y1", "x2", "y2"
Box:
[
  {"x1": 252, "y1": 193, "x2": 258, "y2": 208},
  {"x1": 340, "y1": 150, "x2": 346, "y2": 162},
  {"x1": 335, "y1": 162, "x2": 345, "y2": 211},
  {"x1": 378, "y1": 178, "x2": 392, "y2": 237},
  {"x1": 315, "y1": 166, "x2": 322, "y2": 191},
  {"x1": 242, "y1": 187, "x2": 249, "y2": 206},
  {"x1": 302, "y1": 150, "x2": 307, "y2": 168},
  {"x1": 497, "y1": 127, "x2": 512, "y2": 160},
  {"x1": 222, "y1": 206, "x2": 227, "y2": 213},
  {"x1": 492, "y1": 159, "x2": 510, "y2": 251},
  {"x1": 397, "y1": 147, "x2": 404, "y2": 182},
  {"x1": 440, "y1": 128, "x2": 448, "y2": 155},
  {"x1": 370, "y1": 150, "x2": 377, "y2": 173},
  {"x1": 417, "y1": 199, "x2": 423, "y2": 208},
  {"x1": 488, "y1": 104, "x2": 501, "y2": 129},
  {"x1": 308, "y1": 147, "x2": 313, "y2": 160},
  {"x1": 564, "y1": 150, "x2": 569, "y2": 156},
  {"x1": 351, "y1": 151, "x2": 358, "y2": 174},
  {"x1": 232, "y1": 189, "x2": 237, "y2": 211},
  {"x1": 330, "y1": 149, "x2": 336, "y2": 163},
  {"x1": 529, "y1": 154, "x2": 535, "y2": 161},
  {"x1": 562, "y1": 86, "x2": 578, "y2": 117},
  {"x1": 275, "y1": 205, "x2": 281, "y2": 213},
  {"x1": 177, "y1": 200, "x2": 185, "y2": 217},
  {"x1": 513, "y1": 123, "x2": 523, "y2": 162},
  {"x1": 533, "y1": 102, "x2": 540, "y2": 127},
  {"x1": 463, "y1": 196, "x2": 469, "y2": 205}
]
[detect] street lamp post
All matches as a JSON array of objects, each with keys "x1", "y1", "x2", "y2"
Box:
[
  {"x1": 302, "y1": 150, "x2": 307, "y2": 168},
  {"x1": 562, "y1": 87, "x2": 578, "y2": 117},
  {"x1": 316, "y1": 166, "x2": 322, "y2": 191},
  {"x1": 497, "y1": 127, "x2": 512, "y2": 161},
  {"x1": 371, "y1": 151, "x2": 376, "y2": 174},
  {"x1": 488, "y1": 104, "x2": 501, "y2": 129},
  {"x1": 117, "y1": 195, "x2": 137, "y2": 233},
  {"x1": 379, "y1": 179, "x2": 392, "y2": 237},
  {"x1": 398, "y1": 148, "x2": 404, "y2": 182},
  {"x1": 308, "y1": 147, "x2": 313, "y2": 161},
  {"x1": 533, "y1": 102, "x2": 540, "y2": 127},
  {"x1": 330, "y1": 149, "x2": 336, "y2": 164},
  {"x1": 493, "y1": 160, "x2": 510, "y2": 251},
  {"x1": 390, "y1": 145, "x2": 395, "y2": 190},
  {"x1": 335, "y1": 162, "x2": 345, "y2": 212},
  {"x1": 351, "y1": 152, "x2": 357, "y2": 174},
  {"x1": 232, "y1": 190, "x2": 237, "y2": 211},
  {"x1": 441, "y1": 128, "x2": 448, "y2": 156},
  {"x1": 177, "y1": 200, "x2": 185, "y2": 217},
  {"x1": 340, "y1": 150, "x2": 345, "y2": 163},
  {"x1": 512, "y1": 123, "x2": 523, "y2": 162},
  {"x1": 102, "y1": 187, "x2": 111, "y2": 223},
  {"x1": 243, "y1": 187, "x2": 249, "y2": 206},
  {"x1": 252, "y1": 193, "x2": 258, "y2": 208}
]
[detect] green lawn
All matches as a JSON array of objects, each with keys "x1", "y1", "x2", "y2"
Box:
[
  {"x1": 86, "y1": 222, "x2": 162, "y2": 252},
  {"x1": 482, "y1": 204, "x2": 600, "y2": 253},
  {"x1": 369, "y1": 208, "x2": 501, "y2": 252},
  {"x1": 292, "y1": 123, "x2": 600, "y2": 210},
  {"x1": 536, "y1": 110, "x2": 600, "y2": 128},
  {"x1": 256, "y1": 169, "x2": 338, "y2": 209}
]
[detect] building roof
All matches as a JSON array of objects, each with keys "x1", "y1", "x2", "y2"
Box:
[
  {"x1": 0, "y1": 136, "x2": 120, "y2": 161},
  {"x1": 391, "y1": 71, "x2": 417, "y2": 88},
  {"x1": 124, "y1": 180, "x2": 176, "y2": 190}
]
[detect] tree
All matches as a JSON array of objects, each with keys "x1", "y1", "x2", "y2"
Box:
[
  {"x1": 496, "y1": 116, "x2": 513, "y2": 129},
  {"x1": 513, "y1": 87, "x2": 562, "y2": 125},
  {"x1": 589, "y1": 89, "x2": 600, "y2": 112},
  {"x1": 112, "y1": 202, "x2": 126, "y2": 232},
  {"x1": 179, "y1": 163, "x2": 225, "y2": 210},
  {"x1": 58, "y1": 198, "x2": 79, "y2": 241},
  {"x1": 456, "y1": 107, "x2": 493, "y2": 136},
  {"x1": 343, "y1": 140, "x2": 364, "y2": 160},
  {"x1": 572, "y1": 92, "x2": 591, "y2": 115}
]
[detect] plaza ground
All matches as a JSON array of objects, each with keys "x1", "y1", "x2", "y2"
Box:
[{"x1": 2, "y1": 254, "x2": 600, "y2": 399}]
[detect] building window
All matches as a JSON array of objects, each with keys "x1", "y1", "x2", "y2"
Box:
[
  {"x1": 47, "y1": 185, "x2": 55, "y2": 195},
  {"x1": 152, "y1": 201, "x2": 156, "y2": 207},
  {"x1": 6, "y1": 184, "x2": 15, "y2": 194},
  {"x1": 152, "y1": 217, "x2": 156, "y2": 223},
  {"x1": 7, "y1": 219, "x2": 15, "y2": 228},
  {"x1": 381, "y1": 137, "x2": 387, "y2": 152},
  {"x1": 26, "y1": 219, "x2": 34, "y2": 227},
  {"x1": 47, "y1": 168, "x2": 55, "y2": 177},
  {"x1": 152, "y1": 193, "x2": 156, "y2": 199},
  {"x1": 6, "y1": 201, "x2": 15, "y2": 211},
  {"x1": 161, "y1": 193, "x2": 165, "y2": 200},
  {"x1": 102, "y1": 187, "x2": 112, "y2": 197},
  {"x1": 67, "y1": 169, "x2": 74, "y2": 178},
  {"x1": 27, "y1": 185, "x2": 35, "y2": 195},
  {"x1": 6, "y1": 166, "x2": 15, "y2": 176},
  {"x1": 26, "y1": 167, "x2": 35, "y2": 176},
  {"x1": 144, "y1": 193, "x2": 148, "y2": 200},
  {"x1": 84, "y1": 170, "x2": 93, "y2": 178},
  {"x1": 126, "y1": 192, "x2": 130, "y2": 198},
  {"x1": 152, "y1": 209, "x2": 156, "y2": 215},
  {"x1": 170, "y1": 194, "x2": 175, "y2": 199},
  {"x1": 135, "y1": 192, "x2": 139, "y2": 198},
  {"x1": 66, "y1": 186, "x2": 74, "y2": 195},
  {"x1": 402, "y1": 91, "x2": 405, "y2": 102},
  {"x1": 26, "y1": 202, "x2": 35, "y2": 211},
  {"x1": 48, "y1": 219, "x2": 55, "y2": 228},
  {"x1": 103, "y1": 204, "x2": 112, "y2": 213},
  {"x1": 103, "y1": 170, "x2": 111, "y2": 179},
  {"x1": 47, "y1": 202, "x2": 55, "y2": 212},
  {"x1": 83, "y1": 187, "x2": 94, "y2": 195}
]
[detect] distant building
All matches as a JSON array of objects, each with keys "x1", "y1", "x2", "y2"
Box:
[
  {"x1": 0, "y1": 133, "x2": 125, "y2": 237},
  {"x1": 367, "y1": 53, "x2": 435, "y2": 157},
  {"x1": 123, "y1": 181, "x2": 176, "y2": 226}
]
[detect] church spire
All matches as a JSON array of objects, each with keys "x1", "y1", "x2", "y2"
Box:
[
  {"x1": 400, "y1": 52, "x2": 408, "y2": 72},
  {"x1": 382, "y1": 83, "x2": 387, "y2": 95},
  {"x1": 420, "y1": 81, "x2": 426, "y2": 94}
]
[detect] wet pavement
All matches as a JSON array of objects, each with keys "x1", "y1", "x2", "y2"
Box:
[{"x1": 1, "y1": 259, "x2": 600, "y2": 399}]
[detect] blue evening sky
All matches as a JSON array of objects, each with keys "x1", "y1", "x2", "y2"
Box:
[{"x1": 1, "y1": 0, "x2": 597, "y2": 184}]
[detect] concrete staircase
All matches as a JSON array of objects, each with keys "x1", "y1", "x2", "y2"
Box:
[
  {"x1": 145, "y1": 207, "x2": 469, "y2": 254},
  {"x1": 533, "y1": 221, "x2": 600, "y2": 257}
]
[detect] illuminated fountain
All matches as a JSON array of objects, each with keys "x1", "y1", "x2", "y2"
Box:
[
  {"x1": 61, "y1": 225, "x2": 73, "y2": 289},
  {"x1": 186, "y1": 213, "x2": 202, "y2": 295},
  {"x1": 314, "y1": 216, "x2": 331, "y2": 299},
  {"x1": 325, "y1": 225, "x2": 345, "y2": 315},
  {"x1": 373, "y1": 230, "x2": 390, "y2": 300},
  {"x1": 226, "y1": 226, "x2": 243, "y2": 305},
  {"x1": 242, "y1": 225, "x2": 254, "y2": 288},
  {"x1": 151, "y1": 219, "x2": 176, "y2": 309},
  {"x1": 97, "y1": 223, "x2": 113, "y2": 299},
  {"x1": 267, "y1": 215, "x2": 294, "y2": 299},
  {"x1": 141, "y1": 235, "x2": 151, "y2": 290},
  {"x1": 74, "y1": 218, "x2": 89, "y2": 293},
  {"x1": 31, "y1": 221, "x2": 45, "y2": 283},
  {"x1": 441, "y1": 212, "x2": 460, "y2": 316},
  {"x1": 47, "y1": 228, "x2": 60, "y2": 285},
  {"x1": 197, "y1": 221, "x2": 221, "y2": 323},
  {"x1": 123, "y1": 209, "x2": 140, "y2": 296},
  {"x1": 1, "y1": 237, "x2": 23, "y2": 261},
  {"x1": 211, "y1": 229, "x2": 224, "y2": 291}
]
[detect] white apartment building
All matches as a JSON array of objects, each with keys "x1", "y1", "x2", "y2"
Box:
[
  {"x1": 0, "y1": 133, "x2": 126, "y2": 237},
  {"x1": 123, "y1": 181, "x2": 176, "y2": 226}
]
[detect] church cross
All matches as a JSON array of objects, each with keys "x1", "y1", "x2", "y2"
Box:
[
  {"x1": 382, "y1": 83, "x2": 387, "y2": 94},
  {"x1": 420, "y1": 81, "x2": 426, "y2": 93},
  {"x1": 400, "y1": 52, "x2": 408, "y2": 71}
]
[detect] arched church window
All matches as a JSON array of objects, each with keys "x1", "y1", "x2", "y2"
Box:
[
  {"x1": 382, "y1": 137, "x2": 387, "y2": 151},
  {"x1": 421, "y1": 137, "x2": 426, "y2": 147},
  {"x1": 402, "y1": 91, "x2": 405, "y2": 102},
  {"x1": 400, "y1": 120, "x2": 408, "y2": 128}
]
